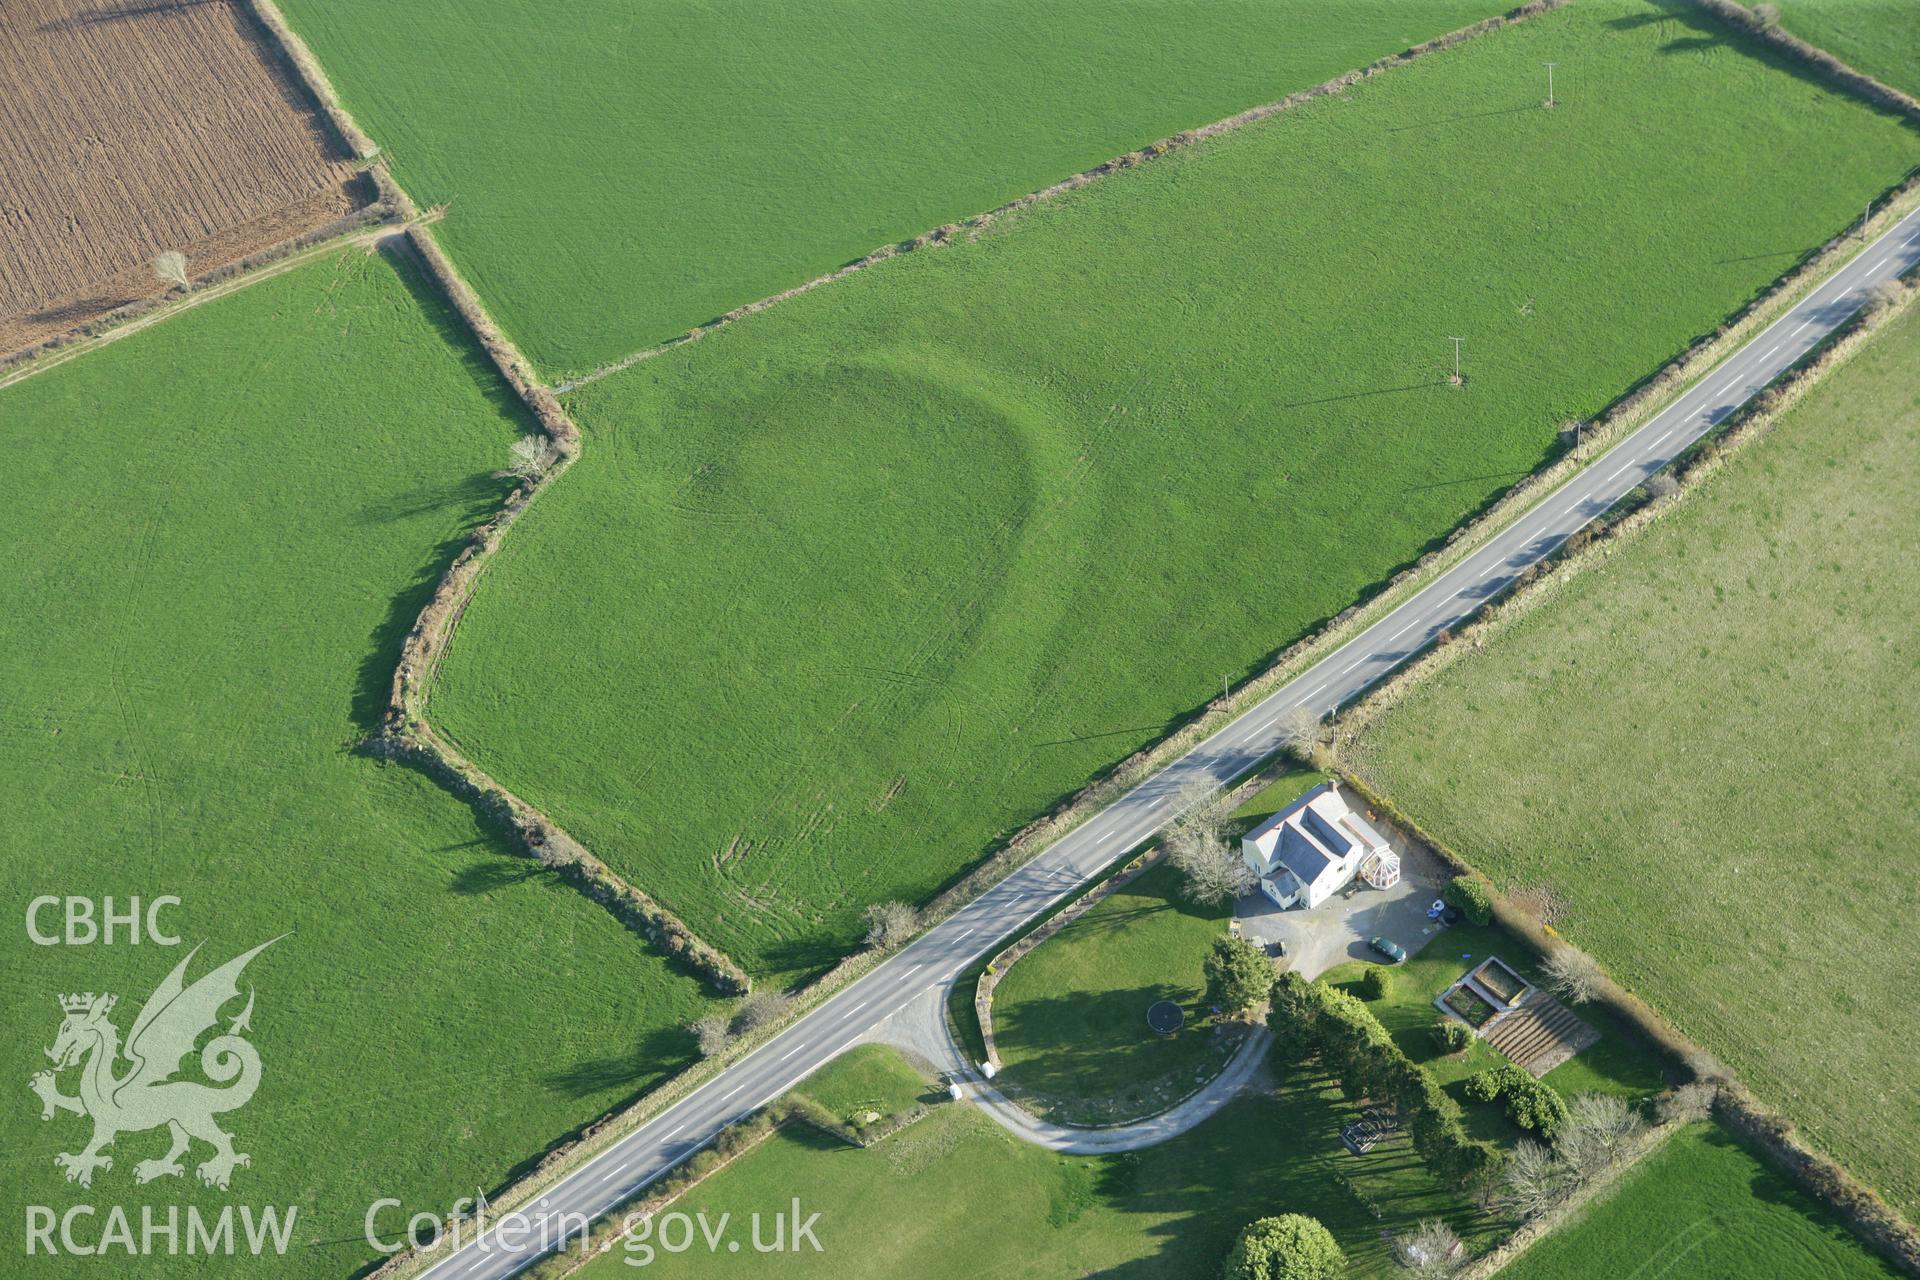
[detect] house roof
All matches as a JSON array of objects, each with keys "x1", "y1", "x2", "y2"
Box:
[
  {"x1": 1300, "y1": 804, "x2": 1355, "y2": 860},
  {"x1": 1243, "y1": 782, "x2": 1390, "y2": 887},
  {"x1": 1242, "y1": 782, "x2": 1338, "y2": 850},
  {"x1": 1276, "y1": 824, "x2": 1333, "y2": 885}
]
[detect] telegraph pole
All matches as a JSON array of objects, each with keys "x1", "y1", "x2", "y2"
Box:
[
  {"x1": 1544, "y1": 62, "x2": 1558, "y2": 107},
  {"x1": 1447, "y1": 337, "x2": 1464, "y2": 386}
]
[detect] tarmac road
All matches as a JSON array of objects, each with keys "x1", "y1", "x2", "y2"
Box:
[{"x1": 417, "y1": 204, "x2": 1920, "y2": 1280}]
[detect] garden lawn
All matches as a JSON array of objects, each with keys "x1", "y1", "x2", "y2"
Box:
[
  {"x1": 1322, "y1": 924, "x2": 1670, "y2": 1144},
  {"x1": 1350, "y1": 301, "x2": 1920, "y2": 1215},
  {"x1": 0, "y1": 249, "x2": 717, "y2": 1279},
  {"x1": 576, "y1": 1067, "x2": 1497, "y2": 1279},
  {"x1": 992, "y1": 861, "x2": 1236, "y2": 1124},
  {"x1": 275, "y1": 0, "x2": 1510, "y2": 377},
  {"x1": 433, "y1": 0, "x2": 1916, "y2": 984},
  {"x1": 1497, "y1": 1122, "x2": 1900, "y2": 1280},
  {"x1": 1773, "y1": 0, "x2": 1920, "y2": 98}
]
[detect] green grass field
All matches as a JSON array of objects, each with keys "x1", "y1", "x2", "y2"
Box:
[
  {"x1": 1350, "y1": 301, "x2": 1920, "y2": 1216},
  {"x1": 992, "y1": 861, "x2": 1237, "y2": 1124},
  {"x1": 576, "y1": 1056, "x2": 1495, "y2": 1279},
  {"x1": 1774, "y1": 0, "x2": 1920, "y2": 97},
  {"x1": 792, "y1": 1044, "x2": 936, "y2": 1128},
  {"x1": 0, "y1": 251, "x2": 717, "y2": 1277},
  {"x1": 1499, "y1": 1123, "x2": 1899, "y2": 1280},
  {"x1": 431, "y1": 0, "x2": 1916, "y2": 983},
  {"x1": 275, "y1": 0, "x2": 1513, "y2": 377}
]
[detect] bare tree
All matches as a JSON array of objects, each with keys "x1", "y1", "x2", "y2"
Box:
[
  {"x1": 1558, "y1": 1093, "x2": 1646, "y2": 1178},
  {"x1": 1171, "y1": 778, "x2": 1226, "y2": 840},
  {"x1": 1278, "y1": 705, "x2": 1322, "y2": 762},
  {"x1": 733, "y1": 988, "x2": 791, "y2": 1035},
  {"x1": 1751, "y1": 2, "x2": 1781, "y2": 29},
  {"x1": 1645, "y1": 471, "x2": 1681, "y2": 503},
  {"x1": 153, "y1": 251, "x2": 189, "y2": 292},
  {"x1": 1167, "y1": 832, "x2": 1254, "y2": 907},
  {"x1": 690, "y1": 1014, "x2": 733, "y2": 1058},
  {"x1": 863, "y1": 900, "x2": 919, "y2": 950},
  {"x1": 1164, "y1": 780, "x2": 1251, "y2": 906},
  {"x1": 1542, "y1": 947, "x2": 1605, "y2": 1004},
  {"x1": 505, "y1": 433, "x2": 560, "y2": 481},
  {"x1": 1391, "y1": 1218, "x2": 1464, "y2": 1278},
  {"x1": 1495, "y1": 1139, "x2": 1571, "y2": 1220}
]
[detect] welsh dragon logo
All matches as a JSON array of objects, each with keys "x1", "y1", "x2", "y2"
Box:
[{"x1": 30, "y1": 937, "x2": 281, "y2": 1191}]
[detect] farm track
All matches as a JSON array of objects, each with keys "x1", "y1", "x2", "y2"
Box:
[{"x1": 0, "y1": 0, "x2": 363, "y2": 350}]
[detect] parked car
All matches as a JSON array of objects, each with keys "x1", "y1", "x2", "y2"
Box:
[{"x1": 1369, "y1": 935, "x2": 1407, "y2": 963}]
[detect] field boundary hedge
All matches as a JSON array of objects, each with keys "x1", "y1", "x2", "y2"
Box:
[
  {"x1": 461, "y1": 1087, "x2": 943, "y2": 1280},
  {"x1": 1344, "y1": 779, "x2": 1920, "y2": 1278},
  {"x1": 1714, "y1": 1084, "x2": 1920, "y2": 1275},
  {"x1": 239, "y1": 0, "x2": 750, "y2": 998},
  {"x1": 366, "y1": 229, "x2": 748, "y2": 995},
  {"x1": 1337, "y1": 216, "x2": 1920, "y2": 741},
  {"x1": 1687, "y1": 0, "x2": 1920, "y2": 124},
  {"x1": 249, "y1": 6, "x2": 1920, "y2": 1275},
  {"x1": 1330, "y1": 281, "x2": 1920, "y2": 1276},
  {"x1": 240, "y1": 0, "x2": 383, "y2": 159},
  {"x1": 553, "y1": 0, "x2": 1570, "y2": 395},
  {"x1": 1455, "y1": 1118, "x2": 1682, "y2": 1279},
  {"x1": 0, "y1": 192, "x2": 395, "y2": 379}
]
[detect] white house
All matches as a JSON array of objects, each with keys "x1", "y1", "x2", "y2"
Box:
[{"x1": 1241, "y1": 782, "x2": 1395, "y2": 910}]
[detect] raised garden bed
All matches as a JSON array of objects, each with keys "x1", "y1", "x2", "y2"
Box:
[
  {"x1": 1444, "y1": 985, "x2": 1498, "y2": 1028},
  {"x1": 1474, "y1": 957, "x2": 1531, "y2": 1006}
]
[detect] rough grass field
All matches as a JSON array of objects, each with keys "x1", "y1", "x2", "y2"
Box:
[
  {"x1": 0, "y1": 250, "x2": 716, "y2": 1277},
  {"x1": 0, "y1": 0, "x2": 362, "y2": 354},
  {"x1": 274, "y1": 0, "x2": 1509, "y2": 375},
  {"x1": 1773, "y1": 0, "x2": 1920, "y2": 97},
  {"x1": 992, "y1": 862, "x2": 1236, "y2": 1124},
  {"x1": 1498, "y1": 1123, "x2": 1900, "y2": 1280},
  {"x1": 1349, "y1": 301, "x2": 1920, "y2": 1216},
  {"x1": 432, "y1": 0, "x2": 1916, "y2": 983},
  {"x1": 575, "y1": 1058, "x2": 1495, "y2": 1279}
]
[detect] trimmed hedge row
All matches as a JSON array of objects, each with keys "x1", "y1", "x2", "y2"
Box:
[
  {"x1": 1464, "y1": 1063, "x2": 1568, "y2": 1138},
  {"x1": 1688, "y1": 0, "x2": 1920, "y2": 123},
  {"x1": 1716, "y1": 1085, "x2": 1920, "y2": 1277},
  {"x1": 1270, "y1": 971, "x2": 1499, "y2": 1187}
]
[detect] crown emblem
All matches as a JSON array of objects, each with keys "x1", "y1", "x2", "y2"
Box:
[{"x1": 59, "y1": 992, "x2": 111, "y2": 1014}]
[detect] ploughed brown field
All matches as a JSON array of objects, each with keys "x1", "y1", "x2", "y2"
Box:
[{"x1": 0, "y1": 0, "x2": 364, "y2": 353}]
